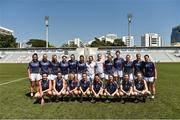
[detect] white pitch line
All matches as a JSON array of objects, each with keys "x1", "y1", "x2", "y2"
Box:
[{"x1": 0, "y1": 77, "x2": 28, "y2": 86}]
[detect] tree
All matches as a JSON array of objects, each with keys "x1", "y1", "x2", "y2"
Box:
[
  {"x1": 113, "y1": 38, "x2": 126, "y2": 46},
  {"x1": 61, "y1": 43, "x2": 78, "y2": 48},
  {"x1": 26, "y1": 39, "x2": 54, "y2": 47},
  {"x1": 0, "y1": 34, "x2": 17, "y2": 48}
]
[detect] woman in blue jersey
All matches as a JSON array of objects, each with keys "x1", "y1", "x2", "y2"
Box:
[
  {"x1": 143, "y1": 55, "x2": 157, "y2": 99},
  {"x1": 104, "y1": 54, "x2": 114, "y2": 80},
  {"x1": 49, "y1": 55, "x2": 60, "y2": 86},
  {"x1": 77, "y1": 55, "x2": 87, "y2": 81},
  {"x1": 39, "y1": 54, "x2": 51, "y2": 78},
  {"x1": 53, "y1": 72, "x2": 67, "y2": 97},
  {"x1": 28, "y1": 53, "x2": 41, "y2": 97},
  {"x1": 113, "y1": 50, "x2": 124, "y2": 83},
  {"x1": 79, "y1": 73, "x2": 91, "y2": 102},
  {"x1": 133, "y1": 53, "x2": 144, "y2": 79},
  {"x1": 59, "y1": 55, "x2": 69, "y2": 80},
  {"x1": 124, "y1": 54, "x2": 134, "y2": 81},
  {"x1": 133, "y1": 72, "x2": 150, "y2": 102},
  {"x1": 34, "y1": 73, "x2": 52, "y2": 105},
  {"x1": 104, "y1": 75, "x2": 119, "y2": 98},
  {"x1": 119, "y1": 73, "x2": 134, "y2": 97},
  {"x1": 67, "y1": 73, "x2": 79, "y2": 97},
  {"x1": 68, "y1": 54, "x2": 78, "y2": 75}
]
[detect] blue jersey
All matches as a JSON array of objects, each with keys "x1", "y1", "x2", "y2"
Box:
[
  {"x1": 77, "y1": 61, "x2": 87, "y2": 73},
  {"x1": 28, "y1": 60, "x2": 40, "y2": 73},
  {"x1": 93, "y1": 82, "x2": 102, "y2": 93},
  {"x1": 39, "y1": 60, "x2": 50, "y2": 75},
  {"x1": 143, "y1": 61, "x2": 155, "y2": 77},
  {"x1": 69, "y1": 80, "x2": 78, "y2": 91},
  {"x1": 104, "y1": 60, "x2": 114, "y2": 74},
  {"x1": 113, "y1": 57, "x2": 124, "y2": 71},
  {"x1": 68, "y1": 60, "x2": 78, "y2": 73},
  {"x1": 79, "y1": 80, "x2": 90, "y2": 92},
  {"x1": 106, "y1": 82, "x2": 117, "y2": 94},
  {"x1": 124, "y1": 61, "x2": 134, "y2": 74},
  {"x1": 122, "y1": 80, "x2": 132, "y2": 92},
  {"x1": 59, "y1": 61, "x2": 69, "y2": 75},
  {"x1": 50, "y1": 61, "x2": 60, "y2": 75},
  {"x1": 55, "y1": 79, "x2": 63, "y2": 92},
  {"x1": 133, "y1": 60, "x2": 144, "y2": 75},
  {"x1": 41, "y1": 79, "x2": 49, "y2": 91},
  {"x1": 134, "y1": 80, "x2": 145, "y2": 91}
]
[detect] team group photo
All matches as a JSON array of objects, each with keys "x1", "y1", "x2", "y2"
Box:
[{"x1": 28, "y1": 51, "x2": 157, "y2": 105}]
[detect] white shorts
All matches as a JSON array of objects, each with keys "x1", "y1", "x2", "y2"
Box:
[
  {"x1": 104, "y1": 74, "x2": 110, "y2": 80},
  {"x1": 30, "y1": 73, "x2": 42, "y2": 81},
  {"x1": 77, "y1": 73, "x2": 82, "y2": 81},
  {"x1": 144, "y1": 77, "x2": 154, "y2": 83},
  {"x1": 99, "y1": 73, "x2": 105, "y2": 79},
  {"x1": 113, "y1": 70, "x2": 123, "y2": 77},
  {"x1": 129, "y1": 73, "x2": 134, "y2": 81},
  {"x1": 87, "y1": 74, "x2": 94, "y2": 83},
  {"x1": 49, "y1": 74, "x2": 57, "y2": 80},
  {"x1": 62, "y1": 74, "x2": 68, "y2": 80}
]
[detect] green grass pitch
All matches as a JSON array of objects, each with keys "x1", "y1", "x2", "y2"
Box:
[{"x1": 0, "y1": 63, "x2": 180, "y2": 119}]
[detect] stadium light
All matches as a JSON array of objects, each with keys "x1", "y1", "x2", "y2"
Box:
[
  {"x1": 45, "y1": 16, "x2": 49, "y2": 48},
  {"x1": 127, "y1": 13, "x2": 133, "y2": 45}
]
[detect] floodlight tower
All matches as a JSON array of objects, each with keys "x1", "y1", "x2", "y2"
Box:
[
  {"x1": 127, "y1": 13, "x2": 132, "y2": 46},
  {"x1": 45, "y1": 16, "x2": 49, "y2": 48}
]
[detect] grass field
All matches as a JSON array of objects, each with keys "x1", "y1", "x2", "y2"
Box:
[{"x1": 0, "y1": 63, "x2": 180, "y2": 119}]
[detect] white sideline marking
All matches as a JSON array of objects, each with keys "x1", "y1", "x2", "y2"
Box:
[{"x1": 0, "y1": 77, "x2": 28, "y2": 86}]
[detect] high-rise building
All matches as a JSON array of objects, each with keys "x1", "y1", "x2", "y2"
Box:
[
  {"x1": 0, "y1": 26, "x2": 13, "y2": 36},
  {"x1": 122, "y1": 36, "x2": 134, "y2": 47},
  {"x1": 68, "y1": 38, "x2": 84, "y2": 47},
  {"x1": 171, "y1": 25, "x2": 180, "y2": 46},
  {"x1": 141, "y1": 33, "x2": 162, "y2": 47}
]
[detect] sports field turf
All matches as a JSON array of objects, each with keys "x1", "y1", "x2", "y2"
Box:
[{"x1": 0, "y1": 63, "x2": 180, "y2": 119}]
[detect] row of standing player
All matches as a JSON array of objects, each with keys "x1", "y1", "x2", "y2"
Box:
[
  {"x1": 27, "y1": 51, "x2": 157, "y2": 101},
  {"x1": 34, "y1": 72, "x2": 151, "y2": 105}
]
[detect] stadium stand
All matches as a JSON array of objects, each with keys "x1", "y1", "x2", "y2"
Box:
[{"x1": 0, "y1": 47, "x2": 180, "y2": 63}]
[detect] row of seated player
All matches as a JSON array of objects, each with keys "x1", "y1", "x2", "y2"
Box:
[{"x1": 33, "y1": 72, "x2": 151, "y2": 105}]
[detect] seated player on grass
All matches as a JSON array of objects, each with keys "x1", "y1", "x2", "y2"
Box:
[
  {"x1": 67, "y1": 73, "x2": 79, "y2": 97},
  {"x1": 79, "y1": 73, "x2": 91, "y2": 102},
  {"x1": 34, "y1": 73, "x2": 52, "y2": 105},
  {"x1": 52, "y1": 73, "x2": 67, "y2": 98},
  {"x1": 133, "y1": 72, "x2": 151, "y2": 102},
  {"x1": 104, "y1": 75, "x2": 119, "y2": 102},
  {"x1": 119, "y1": 73, "x2": 134, "y2": 97},
  {"x1": 91, "y1": 74, "x2": 104, "y2": 103}
]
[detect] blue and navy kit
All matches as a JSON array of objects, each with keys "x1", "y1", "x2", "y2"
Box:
[
  {"x1": 69, "y1": 80, "x2": 78, "y2": 91},
  {"x1": 104, "y1": 60, "x2": 114, "y2": 74},
  {"x1": 124, "y1": 61, "x2": 134, "y2": 74},
  {"x1": 143, "y1": 61, "x2": 155, "y2": 77},
  {"x1": 59, "y1": 61, "x2": 69, "y2": 75},
  {"x1": 41, "y1": 79, "x2": 49, "y2": 91},
  {"x1": 79, "y1": 80, "x2": 90, "y2": 92},
  {"x1": 68, "y1": 60, "x2": 78, "y2": 73},
  {"x1": 28, "y1": 60, "x2": 40, "y2": 73},
  {"x1": 134, "y1": 80, "x2": 145, "y2": 91},
  {"x1": 77, "y1": 61, "x2": 87, "y2": 73},
  {"x1": 55, "y1": 79, "x2": 63, "y2": 92},
  {"x1": 113, "y1": 57, "x2": 124, "y2": 71},
  {"x1": 106, "y1": 82, "x2": 117, "y2": 94},
  {"x1": 39, "y1": 60, "x2": 50, "y2": 75},
  {"x1": 93, "y1": 82, "x2": 102, "y2": 93},
  {"x1": 133, "y1": 60, "x2": 144, "y2": 75},
  {"x1": 122, "y1": 81, "x2": 132, "y2": 92},
  {"x1": 50, "y1": 61, "x2": 60, "y2": 75}
]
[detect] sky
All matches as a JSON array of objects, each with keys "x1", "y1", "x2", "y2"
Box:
[{"x1": 0, "y1": 0, "x2": 179, "y2": 47}]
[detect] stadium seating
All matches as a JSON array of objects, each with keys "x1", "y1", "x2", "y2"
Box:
[{"x1": 0, "y1": 48, "x2": 180, "y2": 63}]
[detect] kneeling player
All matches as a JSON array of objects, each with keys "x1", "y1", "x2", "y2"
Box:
[
  {"x1": 91, "y1": 74, "x2": 103, "y2": 99},
  {"x1": 119, "y1": 74, "x2": 134, "y2": 96},
  {"x1": 53, "y1": 73, "x2": 67, "y2": 97},
  {"x1": 34, "y1": 73, "x2": 52, "y2": 105},
  {"x1": 79, "y1": 73, "x2": 91, "y2": 102},
  {"x1": 67, "y1": 73, "x2": 79, "y2": 96},
  {"x1": 104, "y1": 75, "x2": 119, "y2": 102}
]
